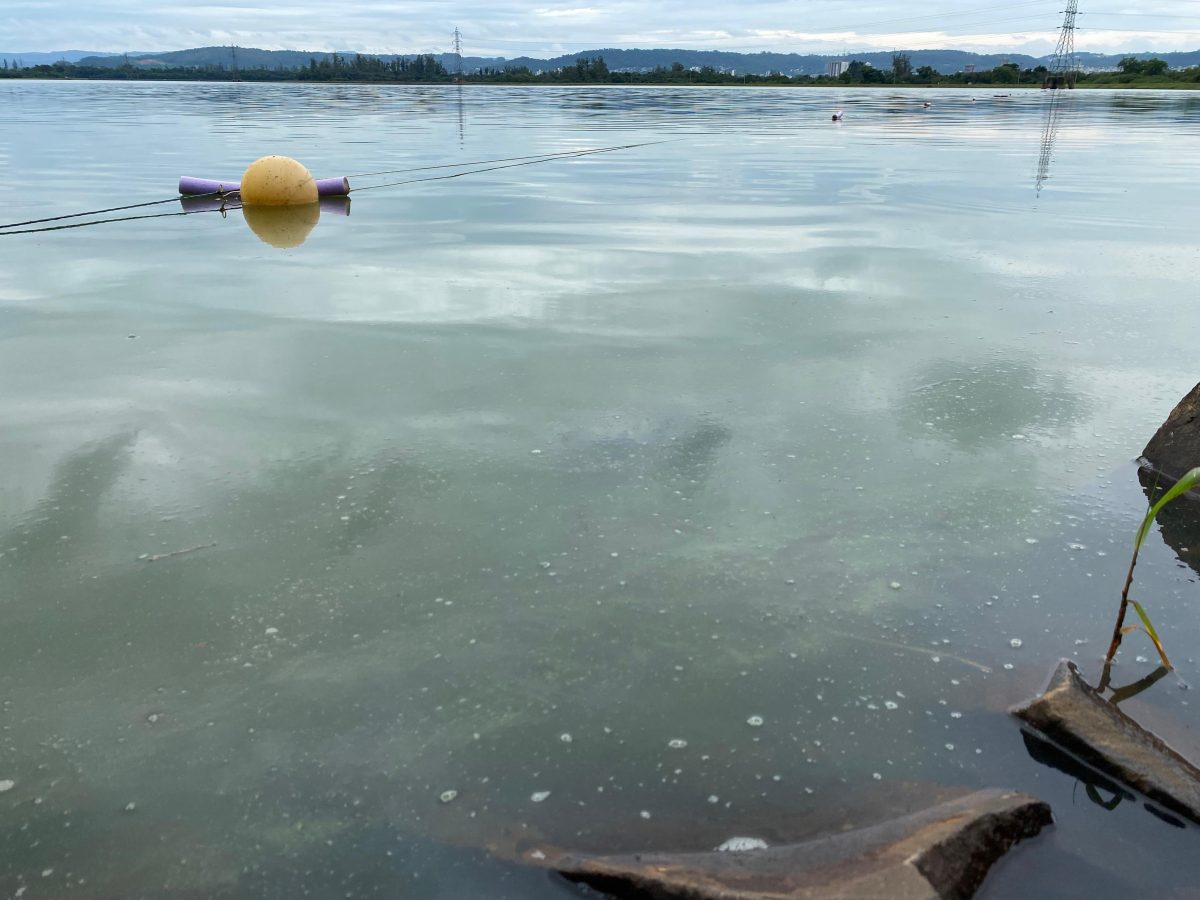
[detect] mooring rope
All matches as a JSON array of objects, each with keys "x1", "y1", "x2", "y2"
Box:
[
  {"x1": 346, "y1": 141, "x2": 669, "y2": 179},
  {"x1": 0, "y1": 139, "x2": 670, "y2": 236},
  {"x1": 351, "y1": 140, "x2": 671, "y2": 192},
  {"x1": 1, "y1": 204, "x2": 244, "y2": 236},
  {"x1": 0, "y1": 190, "x2": 232, "y2": 231}
]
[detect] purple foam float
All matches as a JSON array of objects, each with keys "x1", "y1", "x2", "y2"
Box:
[{"x1": 178, "y1": 175, "x2": 351, "y2": 197}]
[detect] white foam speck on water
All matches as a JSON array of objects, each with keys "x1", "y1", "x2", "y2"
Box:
[
  {"x1": 264, "y1": 627, "x2": 279, "y2": 636},
  {"x1": 439, "y1": 790, "x2": 458, "y2": 804},
  {"x1": 885, "y1": 701, "x2": 899, "y2": 710},
  {"x1": 668, "y1": 739, "x2": 688, "y2": 749},
  {"x1": 531, "y1": 791, "x2": 551, "y2": 803},
  {"x1": 560, "y1": 733, "x2": 573, "y2": 744},
  {"x1": 872, "y1": 772, "x2": 882, "y2": 780},
  {"x1": 716, "y1": 837, "x2": 768, "y2": 852},
  {"x1": 1025, "y1": 538, "x2": 1039, "y2": 544},
  {"x1": 640, "y1": 810, "x2": 651, "y2": 819},
  {"x1": 707, "y1": 795, "x2": 720, "y2": 804},
  {"x1": 1010, "y1": 638, "x2": 1023, "y2": 649},
  {"x1": 0, "y1": 780, "x2": 14, "y2": 793},
  {"x1": 889, "y1": 582, "x2": 902, "y2": 590},
  {"x1": 747, "y1": 716, "x2": 764, "y2": 727}
]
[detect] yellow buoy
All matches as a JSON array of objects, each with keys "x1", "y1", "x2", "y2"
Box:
[
  {"x1": 241, "y1": 203, "x2": 321, "y2": 249},
  {"x1": 239, "y1": 155, "x2": 318, "y2": 206}
]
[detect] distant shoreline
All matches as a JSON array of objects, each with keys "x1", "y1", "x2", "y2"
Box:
[{"x1": 4, "y1": 77, "x2": 1198, "y2": 90}]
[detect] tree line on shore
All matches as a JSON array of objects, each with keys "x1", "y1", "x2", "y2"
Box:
[{"x1": 1, "y1": 52, "x2": 1195, "y2": 87}]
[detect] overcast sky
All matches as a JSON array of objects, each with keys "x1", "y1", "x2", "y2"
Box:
[{"x1": 4, "y1": 0, "x2": 1197, "y2": 57}]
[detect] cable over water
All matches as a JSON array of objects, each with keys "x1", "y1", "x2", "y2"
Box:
[
  {"x1": 351, "y1": 140, "x2": 672, "y2": 192},
  {"x1": 347, "y1": 141, "x2": 669, "y2": 179},
  {"x1": 0, "y1": 205, "x2": 243, "y2": 236},
  {"x1": 0, "y1": 192, "x2": 230, "y2": 231}
]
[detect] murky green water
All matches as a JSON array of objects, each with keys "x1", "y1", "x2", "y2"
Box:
[{"x1": 2, "y1": 82, "x2": 1200, "y2": 898}]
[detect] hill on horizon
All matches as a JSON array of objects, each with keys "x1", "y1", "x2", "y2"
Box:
[
  {"x1": 60, "y1": 45, "x2": 1200, "y2": 75},
  {"x1": 0, "y1": 49, "x2": 120, "y2": 65}
]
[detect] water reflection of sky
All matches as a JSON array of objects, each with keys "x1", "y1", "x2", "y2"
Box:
[{"x1": 1, "y1": 83, "x2": 1200, "y2": 899}]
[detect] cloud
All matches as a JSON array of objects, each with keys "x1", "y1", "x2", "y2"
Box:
[
  {"x1": 2, "y1": 0, "x2": 1197, "y2": 57},
  {"x1": 534, "y1": 7, "x2": 604, "y2": 20}
]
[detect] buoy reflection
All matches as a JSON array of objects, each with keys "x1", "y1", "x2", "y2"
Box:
[{"x1": 178, "y1": 195, "x2": 351, "y2": 248}]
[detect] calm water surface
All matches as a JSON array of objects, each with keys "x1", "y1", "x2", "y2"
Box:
[{"x1": 2, "y1": 82, "x2": 1200, "y2": 898}]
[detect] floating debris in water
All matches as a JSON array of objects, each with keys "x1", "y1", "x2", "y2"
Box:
[
  {"x1": 885, "y1": 701, "x2": 899, "y2": 710},
  {"x1": 747, "y1": 716, "x2": 764, "y2": 728},
  {"x1": 668, "y1": 739, "x2": 688, "y2": 749},
  {"x1": 531, "y1": 791, "x2": 551, "y2": 803},
  {"x1": 872, "y1": 772, "x2": 883, "y2": 781},
  {"x1": 716, "y1": 837, "x2": 768, "y2": 852},
  {"x1": 0, "y1": 780, "x2": 14, "y2": 793},
  {"x1": 1025, "y1": 538, "x2": 1039, "y2": 545},
  {"x1": 264, "y1": 627, "x2": 279, "y2": 636},
  {"x1": 439, "y1": 790, "x2": 458, "y2": 804},
  {"x1": 560, "y1": 733, "x2": 573, "y2": 744},
  {"x1": 1010, "y1": 639, "x2": 1024, "y2": 649},
  {"x1": 123, "y1": 802, "x2": 137, "y2": 813},
  {"x1": 889, "y1": 582, "x2": 902, "y2": 590},
  {"x1": 707, "y1": 795, "x2": 720, "y2": 804},
  {"x1": 640, "y1": 810, "x2": 652, "y2": 819}
]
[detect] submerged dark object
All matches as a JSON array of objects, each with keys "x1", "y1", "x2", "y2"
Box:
[
  {"x1": 1142, "y1": 382, "x2": 1200, "y2": 493},
  {"x1": 521, "y1": 789, "x2": 1050, "y2": 899},
  {"x1": 1012, "y1": 660, "x2": 1200, "y2": 825}
]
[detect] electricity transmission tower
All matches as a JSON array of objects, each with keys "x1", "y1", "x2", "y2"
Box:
[
  {"x1": 1044, "y1": 0, "x2": 1079, "y2": 89},
  {"x1": 452, "y1": 27, "x2": 464, "y2": 83}
]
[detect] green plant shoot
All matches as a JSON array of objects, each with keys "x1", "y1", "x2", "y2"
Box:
[{"x1": 1105, "y1": 466, "x2": 1200, "y2": 669}]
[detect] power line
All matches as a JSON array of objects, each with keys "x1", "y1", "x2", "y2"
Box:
[
  {"x1": 1084, "y1": 11, "x2": 1200, "y2": 19},
  {"x1": 1078, "y1": 25, "x2": 1200, "y2": 34}
]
